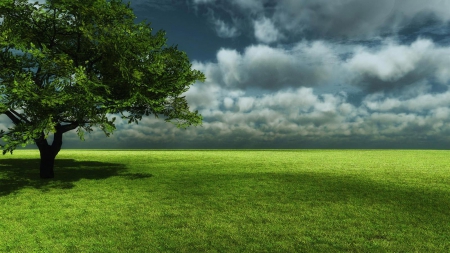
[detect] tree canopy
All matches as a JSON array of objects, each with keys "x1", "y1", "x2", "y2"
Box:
[{"x1": 0, "y1": 0, "x2": 205, "y2": 155}]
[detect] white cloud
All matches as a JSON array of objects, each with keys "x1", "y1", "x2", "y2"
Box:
[
  {"x1": 100, "y1": 85, "x2": 450, "y2": 148},
  {"x1": 347, "y1": 39, "x2": 432, "y2": 82},
  {"x1": 213, "y1": 18, "x2": 239, "y2": 38},
  {"x1": 237, "y1": 97, "x2": 254, "y2": 112},
  {"x1": 192, "y1": 37, "x2": 450, "y2": 95},
  {"x1": 197, "y1": 41, "x2": 341, "y2": 90},
  {"x1": 253, "y1": 17, "x2": 282, "y2": 44},
  {"x1": 0, "y1": 114, "x2": 12, "y2": 137},
  {"x1": 346, "y1": 38, "x2": 450, "y2": 91},
  {"x1": 223, "y1": 97, "x2": 234, "y2": 109},
  {"x1": 363, "y1": 91, "x2": 450, "y2": 113}
]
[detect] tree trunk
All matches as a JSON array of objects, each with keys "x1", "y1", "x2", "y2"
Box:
[
  {"x1": 39, "y1": 147, "x2": 57, "y2": 178},
  {"x1": 35, "y1": 131, "x2": 63, "y2": 179}
]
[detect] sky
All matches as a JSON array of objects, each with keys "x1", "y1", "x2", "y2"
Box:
[{"x1": 3, "y1": 0, "x2": 450, "y2": 149}]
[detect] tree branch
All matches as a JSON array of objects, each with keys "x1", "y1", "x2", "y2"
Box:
[
  {"x1": 56, "y1": 122, "x2": 79, "y2": 133},
  {"x1": 10, "y1": 109, "x2": 30, "y2": 123},
  {"x1": 49, "y1": 7, "x2": 57, "y2": 49},
  {"x1": 33, "y1": 66, "x2": 43, "y2": 88},
  {"x1": 34, "y1": 131, "x2": 49, "y2": 148},
  {"x1": 4, "y1": 110, "x2": 21, "y2": 125}
]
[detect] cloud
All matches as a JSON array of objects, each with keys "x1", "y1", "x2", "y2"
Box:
[
  {"x1": 275, "y1": 0, "x2": 450, "y2": 39},
  {"x1": 348, "y1": 40, "x2": 431, "y2": 82},
  {"x1": 345, "y1": 38, "x2": 450, "y2": 92},
  {"x1": 193, "y1": 37, "x2": 450, "y2": 94},
  {"x1": 0, "y1": 114, "x2": 12, "y2": 135},
  {"x1": 196, "y1": 41, "x2": 341, "y2": 90},
  {"x1": 153, "y1": 35, "x2": 450, "y2": 148},
  {"x1": 363, "y1": 91, "x2": 450, "y2": 113},
  {"x1": 192, "y1": 0, "x2": 450, "y2": 41},
  {"x1": 190, "y1": 86, "x2": 450, "y2": 147},
  {"x1": 274, "y1": 0, "x2": 398, "y2": 38},
  {"x1": 60, "y1": 84, "x2": 450, "y2": 149},
  {"x1": 253, "y1": 17, "x2": 283, "y2": 44},
  {"x1": 212, "y1": 18, "x2": 240, "y2": 38}
]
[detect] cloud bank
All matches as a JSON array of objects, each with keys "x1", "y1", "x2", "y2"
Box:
[{"x1": 57, "y1": 85, "x2": 450, "y2": 149}]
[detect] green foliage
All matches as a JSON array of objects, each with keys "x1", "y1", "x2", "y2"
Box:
[{"x1": 0, "y1": 0, "x2": 205, "y2": 153}]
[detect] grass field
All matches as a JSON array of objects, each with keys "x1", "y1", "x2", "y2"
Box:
[{"x1": 0, "y1": 149, "x2": 449, "y2": 252}]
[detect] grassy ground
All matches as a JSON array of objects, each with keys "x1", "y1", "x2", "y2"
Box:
[{"x1": 0, "y1": 149, "x2": 449, "y2": 252}]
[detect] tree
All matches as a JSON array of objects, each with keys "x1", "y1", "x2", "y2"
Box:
[{"x1": 0, "y1": 0, "x2": 205, "y2": 178}]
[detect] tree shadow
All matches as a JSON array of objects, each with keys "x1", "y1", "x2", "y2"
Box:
[
  {"x1": 166, "y1": 171, "x2": 450, "y2": 225},
  {"x1": 161, "y1": 172, "x2": 450, "y2": 250},
  {"x1": 0, "y1": 159, "x2": 153, "y2": 196}
]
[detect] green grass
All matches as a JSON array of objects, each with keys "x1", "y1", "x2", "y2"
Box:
[{"x1": 1, "y1": 149, "x2": 450, "y2": 252}]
